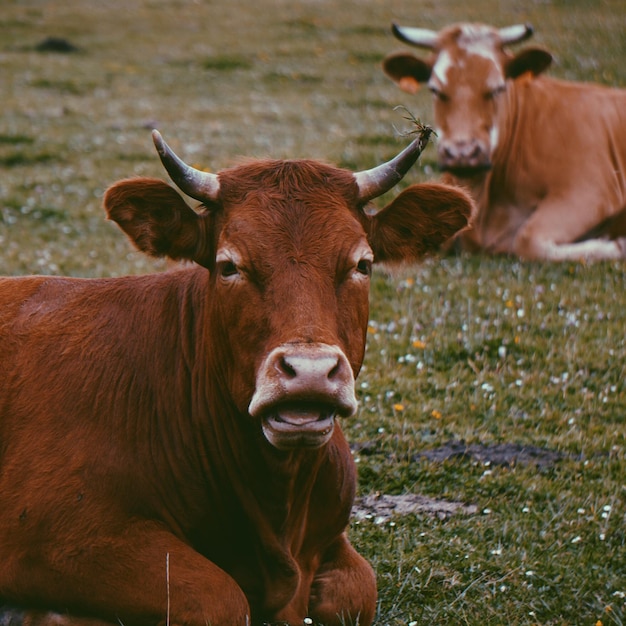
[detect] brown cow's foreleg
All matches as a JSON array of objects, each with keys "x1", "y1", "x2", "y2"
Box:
[
  {"x1": 4, "y1": 522, "x2": 250, "y2": 626},
  {"x1": 308, "y1": 534, "x2": 376, "y2": 626},
  {"x1": 512, "y1": 197, "x2": 626, "y2": 261}
]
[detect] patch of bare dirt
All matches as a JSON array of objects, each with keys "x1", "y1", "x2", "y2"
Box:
[
  {"x1": 416, "y1": 439, "x2": 566, "y2": 468},
  {"x1": 353, "y1": 493, "x2": 477, "y2": 522}
]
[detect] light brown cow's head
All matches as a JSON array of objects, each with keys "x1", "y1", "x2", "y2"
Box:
[
  {"x1": 104, "y1": 131, "x2": 473, "y2": 450},
  {"x1": 383, "y1": 23, "x2": 553, "y2": 177}
]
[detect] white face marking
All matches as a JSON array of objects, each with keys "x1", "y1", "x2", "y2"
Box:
[
  {"x1": 432, "y1": 25, "x2": 506, "y2": 96},
  {"x1": 458, "y1": 24, "x2": 499, "y2": 61},
  {"x1": 431, "y1": 49, "x2": 453, "y2": 89},
  {"x1": 489, "y1": 125, "x2": 500, "y2": 152},
  {"x1": 457, "y1": 24, "x2": 506, "y2": 91}
]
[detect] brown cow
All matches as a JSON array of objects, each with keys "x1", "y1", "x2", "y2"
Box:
[
  {"x1": 0, "y1": 130, "x2": 473, "y2": 626},
  {"x1": 383, "y1": 22, "x2": 626, "y2": 261}
]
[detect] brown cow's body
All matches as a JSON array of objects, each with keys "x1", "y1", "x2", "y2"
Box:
[
  {"x1": 384, "y1": 22, "x2": 626, "y2": 261},
  {"x1": 0, "y1": 132, "x2": 472, "y2": 626}
]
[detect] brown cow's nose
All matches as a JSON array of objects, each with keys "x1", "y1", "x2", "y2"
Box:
[
  {"x1": 439, "y1": 139, "x2": 491, "y2": 171},
  {"x1": 248, "y1": 343, "x2": 358, "y2": 419},
  {"x1": 278, "y1": 351, "x2": 342, "y2": 387}
]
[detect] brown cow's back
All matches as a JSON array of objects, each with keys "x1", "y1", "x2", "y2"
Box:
[
  {"x1": 384, "y1": 21, "x2": 626, "y2": 261},
  {"x1": 465, "y1": 76, "x2": 626, "y2": 254}
]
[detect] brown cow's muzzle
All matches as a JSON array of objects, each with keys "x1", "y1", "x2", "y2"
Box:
[
  {"x1": 438, "y1": 138, "x2": 492, "y2": 176},
  {"x1": 249, "y1": 343, "x2": 358, "y2": 450}
]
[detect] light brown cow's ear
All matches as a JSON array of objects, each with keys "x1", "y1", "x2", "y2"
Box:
[
  {"x1": 103, "y1": 178, "x2": 214, "y2": 265},
  {"x1": 366, "y1": 183, "x2": 474, "y2": 263},
  {"x1": 505, "y1": 48, "x2": 553, "y2": 79},
  {"x1": 383, "y1": 52, "x2": 432, "y2": 89}
]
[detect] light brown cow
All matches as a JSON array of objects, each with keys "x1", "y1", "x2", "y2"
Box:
[
  {"x1": 383, "y1": 22, "x2": 626, "y2": 261},
  {"x1": 0, "y1": 130, "x2": 473, "y2": 626}
]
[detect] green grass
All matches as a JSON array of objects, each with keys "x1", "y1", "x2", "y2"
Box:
[
  {"x1": 1, "y1": 0, "x2": 625, "y2": 624},
  {"x1": 352, "y1": 259, "x2": 626, "y2": 623}
]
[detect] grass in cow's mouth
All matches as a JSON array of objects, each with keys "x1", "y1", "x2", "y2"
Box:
[
  {"x1": 1, "y1": 0, "x2": 624, "y2": 623},
  {"x1": 393, "y1": 105, "x2": 437, "y2": 140}
]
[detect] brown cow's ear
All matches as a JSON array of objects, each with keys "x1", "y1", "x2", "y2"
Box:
[
  {"x1": 505, "y1": 48, "x2": 553, "y2": 79},
  {"x1": 366, "y1": 183, "x2": 474, "y2": 263},
  {"x1": 383, "y1": 53, "x2": 432, "y2": 92},
  {"x1": 103, "y1": 178, "x2": 215, "y2": 266}
]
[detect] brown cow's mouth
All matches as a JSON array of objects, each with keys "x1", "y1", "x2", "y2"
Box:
[
  {"x1": 440, "y1": 163, "x2": 492, "y2": 178},
  {"x1": 261, "y1": 404, "x2": 336, "y2": 450}
]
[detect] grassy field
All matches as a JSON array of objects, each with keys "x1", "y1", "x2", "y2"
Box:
[{"x1": 1, "y1": 0, "x2": 625, "y2": 624}]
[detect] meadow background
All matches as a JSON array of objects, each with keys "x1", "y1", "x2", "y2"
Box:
[{"x1": 1, "y1": 0, "x2": 625, "y2": 624}]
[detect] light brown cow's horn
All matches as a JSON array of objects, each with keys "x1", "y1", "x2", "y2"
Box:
[
  {"x1": 354, "y1": 129, "x2": 432, "y2": 203},
  {"x1": 498, "y1": 23, "x2": 534, "y2": 46},
  {"x1": 391, "y1": 23, "x2": 438, "y2": 49},
  {"x1": 152, "y1": 130, "x2": 220, "y2": 202}
]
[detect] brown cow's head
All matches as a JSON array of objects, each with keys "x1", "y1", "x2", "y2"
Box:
[
  {"x1": 104, "y1": 131, "x2": 473, "y2": 450},
  {"x1": 383, "y1": 23, "x2": 553, "y2": 177}
]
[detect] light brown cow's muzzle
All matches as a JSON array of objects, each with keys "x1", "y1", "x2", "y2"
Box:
[
  {"x1": 249, "y1": 343, "x2": 358, "y2": 450},
  {"x1": 438, "y1": 139, "x2": 492, "y2": 175}
]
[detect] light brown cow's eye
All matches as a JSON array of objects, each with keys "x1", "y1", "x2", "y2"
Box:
[
  {"x1": 429, "y1": 86, "x2": 449, "y2": 102},
  {"x1": 486, "y1": 85, "x2": 506, "y2": 100}
]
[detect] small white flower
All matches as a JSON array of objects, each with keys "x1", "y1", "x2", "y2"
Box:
[{"x1": 571, "y1": 536, "x2": 582, "y2": 544}]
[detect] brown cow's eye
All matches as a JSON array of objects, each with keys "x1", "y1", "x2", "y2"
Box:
[
  {"x1": 219, "y1": 260, "x2": 239, "y2": 278},
  {"x1": 486, "y1": 85, "x2": 506, "y2": 100},
  {"x1": 356, "y1": 259, "x2": 372, "y2": 276}
]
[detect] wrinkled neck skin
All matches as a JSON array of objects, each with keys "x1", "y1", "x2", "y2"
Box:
[{"x1": 158, "y1": 268, "x2": 356, "y2": 619}]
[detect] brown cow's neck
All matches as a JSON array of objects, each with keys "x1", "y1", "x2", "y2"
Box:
[{"x1": 163, "y1": 273, "x2": 355, "y2": 617}]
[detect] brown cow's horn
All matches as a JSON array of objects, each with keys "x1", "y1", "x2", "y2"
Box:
[
  {"x1": 152, "y1": 130, "x2": 220, "y2": 202},
  {"x1": 498, "y1": 23, "x2": 534, "y2": 46},
  {"x1": 391, "y1": 23, "x2": 438, "y2": 49},
  {"x1": 354, "y1": 130, "x2": 431, "y2": 203}
]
